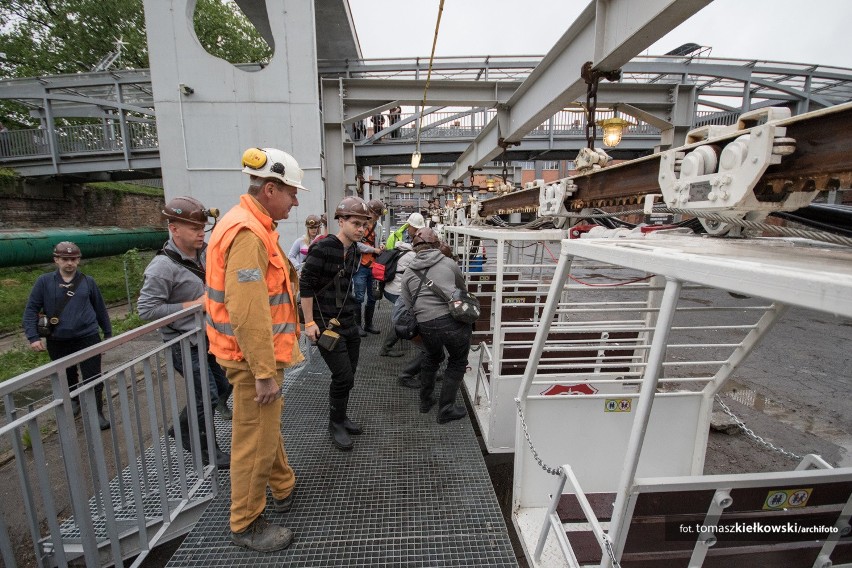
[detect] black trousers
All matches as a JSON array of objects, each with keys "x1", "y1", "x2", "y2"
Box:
[
  {"x1": 46, "y1": 333, "x2": 103, "y2": 396},
  {"x1": 317, "y1": 323, "x2": 361, "y2": 399},
  {"x1": 172, "y1": 342, "x2": 230, "y2": 433}
]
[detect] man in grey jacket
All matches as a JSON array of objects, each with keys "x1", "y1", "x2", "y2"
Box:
[
  {"x1": 399, "y1": 227, "x2": 471, "y2": 423},
  {"x1": 137, "y1": 196, "x2": 231, "y2": 468}
]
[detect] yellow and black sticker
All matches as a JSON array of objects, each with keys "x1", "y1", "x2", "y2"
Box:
[
  {"x1": 605, "y1": 399, "x2": 632, "y2": 412},
  {"x1": 504, "y1": 297, "x2": 527, "y2": 304},
  {"x1": 763, "y1": 488, "x2": 812, "y2": 510}
]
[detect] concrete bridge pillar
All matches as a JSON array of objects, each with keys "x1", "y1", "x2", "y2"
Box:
[{"x1": 141, "y1": 0, "x2": 325, "y2": 245}]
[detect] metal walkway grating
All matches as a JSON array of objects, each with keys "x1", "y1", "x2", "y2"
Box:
[{"x1": 166, "y1": 303, "x2": 518, "y2": 567}]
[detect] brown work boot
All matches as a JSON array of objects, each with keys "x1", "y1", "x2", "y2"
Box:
[{"x1": 231, "y1": 515, "x2": 293, "y2": 552}]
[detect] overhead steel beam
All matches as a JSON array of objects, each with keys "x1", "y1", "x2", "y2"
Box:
[
  {"x1": 479, "y1": 102, "x2": 852, "y2": 216},
  {"x1": 341, "y1": 79, "x2": 521, "y2": 108},
  {"x1": 442, "y1": 0, "x2": 712, "y2": 184}
]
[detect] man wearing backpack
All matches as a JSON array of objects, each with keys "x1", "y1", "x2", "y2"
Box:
[
  {"x1": 375, "y1": 240, "x2": 415, "y2": 357},
  {"x1": 137, "y1": 196, "x2": 232, "y2": 468}
]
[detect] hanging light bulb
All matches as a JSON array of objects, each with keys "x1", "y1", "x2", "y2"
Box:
[
  {"x1": 410, "y1": 151, "x2": 422, "y2": 169},
  {"x1": 596, "y1": 117, "x2": 633, "y2": 147}
]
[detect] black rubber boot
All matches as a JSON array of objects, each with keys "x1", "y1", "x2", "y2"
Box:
[
  {"x1": 95, "y1": 386, "x2": 110, "y2": 430},
  {"x1": 380, "y1": 331, "x2": 403, "y2": 356},
  {"x1": 436, "y1": 374, "x2": 467, "y2": 424},
  {"x1": 354, "y1": 309, "x2": 367, "y2": 337},
  {"x1": 329, "y1": 397, "x2": 354, "y2": 451},
  {"x1": 168, "y1": 408, "x2": 193, "y2": 452},
  {"x1": 419, "y1": 369, "x2": 438, "y2": 413},
  {"x1": 216, "y1": 397, "x2": 233, "y2": 420},
  {"x1": 363, "y1": 304, "x2": 380, "y2": 334},
  {"x1": 212, "y1": 437, "x2": 231, "y2": 469},
  {"x1": 397, "y1": 351, "x2": 423, "y2": 388}
]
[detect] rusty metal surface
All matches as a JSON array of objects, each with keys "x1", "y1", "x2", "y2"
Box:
[{"x1": 480, "y1": 104, "x2": 852, "y2": 215}]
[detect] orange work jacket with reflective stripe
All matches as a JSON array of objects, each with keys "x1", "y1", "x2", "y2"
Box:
[
  {"x1": 205, "y1": 194, "x2": 301, "y2": 376},
  {"x1": 359, "y1": 224, "x2": 378, "y2": 267}
]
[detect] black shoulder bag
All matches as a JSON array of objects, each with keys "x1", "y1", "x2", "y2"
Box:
[
  {"x1": 420, "y1": 269, "x2": 481, "y2": 324},
  {"x1": 38, "y1": 272, "x2": 83, "y2": 337},
  {"x1": 394, "y1": 269, "x2": 427, "y2": 340}
]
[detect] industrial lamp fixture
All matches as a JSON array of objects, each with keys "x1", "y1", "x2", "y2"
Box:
[{"x1": 596, "y1": 116, "x2": 633, "y2": 147}]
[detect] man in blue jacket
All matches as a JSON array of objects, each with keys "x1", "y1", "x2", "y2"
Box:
[{"x1": 23, "y1": 241, "x2": 113, "y2": 429}]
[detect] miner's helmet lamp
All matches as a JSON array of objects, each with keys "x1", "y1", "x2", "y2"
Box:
[
  {"x1": 366, "y1": 199, "x2": 386, "y2": 217},
  {"x1": 333, "y1": 196, "x2": 372, "y2": 220},
  {"x1": 162, "y1": 196, "x2": 220, "y2": 231},
  {"x1": 241, "y1": 147, "x2": 309, "y2": 191},
  {"x1": 305, "y1": 214, "x2": 322, "y2": 229},
  {"x1": 53, "y1": 241, "x2": 82, "y2": 259}
]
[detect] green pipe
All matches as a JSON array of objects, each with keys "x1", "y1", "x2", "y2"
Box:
[{"x1": 0, "y1": 227, "x2": 168, "y2": 268}]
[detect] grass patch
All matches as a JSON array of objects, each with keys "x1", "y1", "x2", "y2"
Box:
[
  {"x1": 0, "y1": 311, "x2": 148, "y2": 384},
  {"x1": 86, "y1": 181, "x2": 164, "y2": 197},
  {"x1": 0, "y1": 345, "x2": 50, "y2": 382},
  {"x1": 0, "y1": 249, "x2": 155, "y2": 334},
  {"x1": 0, "y1": 167, "x2": 17, "y2": 183}
]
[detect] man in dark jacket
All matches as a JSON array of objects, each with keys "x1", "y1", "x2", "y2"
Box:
[
  {"x1": 399, "y1": 228, "x2": 471, "y2": 423},
  {"x1": 300, "y1": 196, "x2": 372, "y2": 450},
  {"x1": 23, "y1": 241, "x2": 113, "y2": 429}
]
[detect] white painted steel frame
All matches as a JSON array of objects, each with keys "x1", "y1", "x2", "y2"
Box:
[
  {"x1": 446, "y1": 226, "x2": 565, "y2": 453},
  {"x1": 512, "y1": 235, "x2": 852, "y2": 568}
]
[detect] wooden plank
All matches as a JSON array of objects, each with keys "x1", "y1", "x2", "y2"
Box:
[
  {"x1": 557, "y1": 492, "x2": 617, "y2": 522},
  {"x1": 619, "y1": 539, "x2": 852, "y2": 568},
  {"x1": 633, "y1": 481, "x2": 852, "y2": 515}
]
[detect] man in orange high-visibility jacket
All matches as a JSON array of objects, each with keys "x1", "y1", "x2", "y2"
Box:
[{"x1": 206, "y1": 147, "x2": 307, "y2": 553}]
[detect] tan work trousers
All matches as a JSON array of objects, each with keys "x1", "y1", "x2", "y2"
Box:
[{"x1": 227, "y1": 367, "x2": 295, "y2": 533}]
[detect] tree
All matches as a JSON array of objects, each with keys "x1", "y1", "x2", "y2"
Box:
[
  {"x1": 193, "y1": 0, "x2": 273, "y2": 65},
  {"x1": 0, "y1": 0, "x2": 272, "y2": 125},
  {"x1": 0, "y1": 0, "x2": 149, "y2": 77}
]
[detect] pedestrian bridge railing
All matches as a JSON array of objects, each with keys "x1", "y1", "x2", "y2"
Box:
[
  {"x1": 0, "y1": 306, "x2": 217, "y2": 568},
  {"x1": 0, "y1": 122, "x2": 158, "y2": 160}
]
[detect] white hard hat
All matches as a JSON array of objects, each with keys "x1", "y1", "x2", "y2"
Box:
[
  {"x1": 407, "y1": 212, "x2": 426, "y2": 228},
  {"x1": 241, "y1": 147, "x2": 309, "y2": 191}
]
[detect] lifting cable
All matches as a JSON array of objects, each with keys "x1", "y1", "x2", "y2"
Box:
[{"x1": 413, "y1": 0, "x2": 446, "y2": 159}]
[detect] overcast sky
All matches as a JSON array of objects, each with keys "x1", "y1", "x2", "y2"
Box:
[{"x1": 348, "y1": 0, "x2": 850, "y2": 69}]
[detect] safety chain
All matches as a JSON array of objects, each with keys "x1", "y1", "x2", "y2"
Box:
[
  {"x1": 362, "y1": 178, "x2": 465, "y2": 192},
  {"x1": 468, "y1": 165, "x2": 482, "y2": 190},
  {"x1": 581, "y1": 61, "x2": 621, "y2": 150},
  {"x1": 602, "y1": 535, "x2": 623, "y2": 568},
  {"x1": 714, "y1": 394, "x2": 803, "y2": 461},
  {"x1": 516, "y1": 397, "x2": 622, "y2": 566},
  {"x1": 497, "y1": 137, "x2": 519, "y2": 183},
  {"x1": 515, "y1": 398, "x2": 562, "y2": 476}
]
